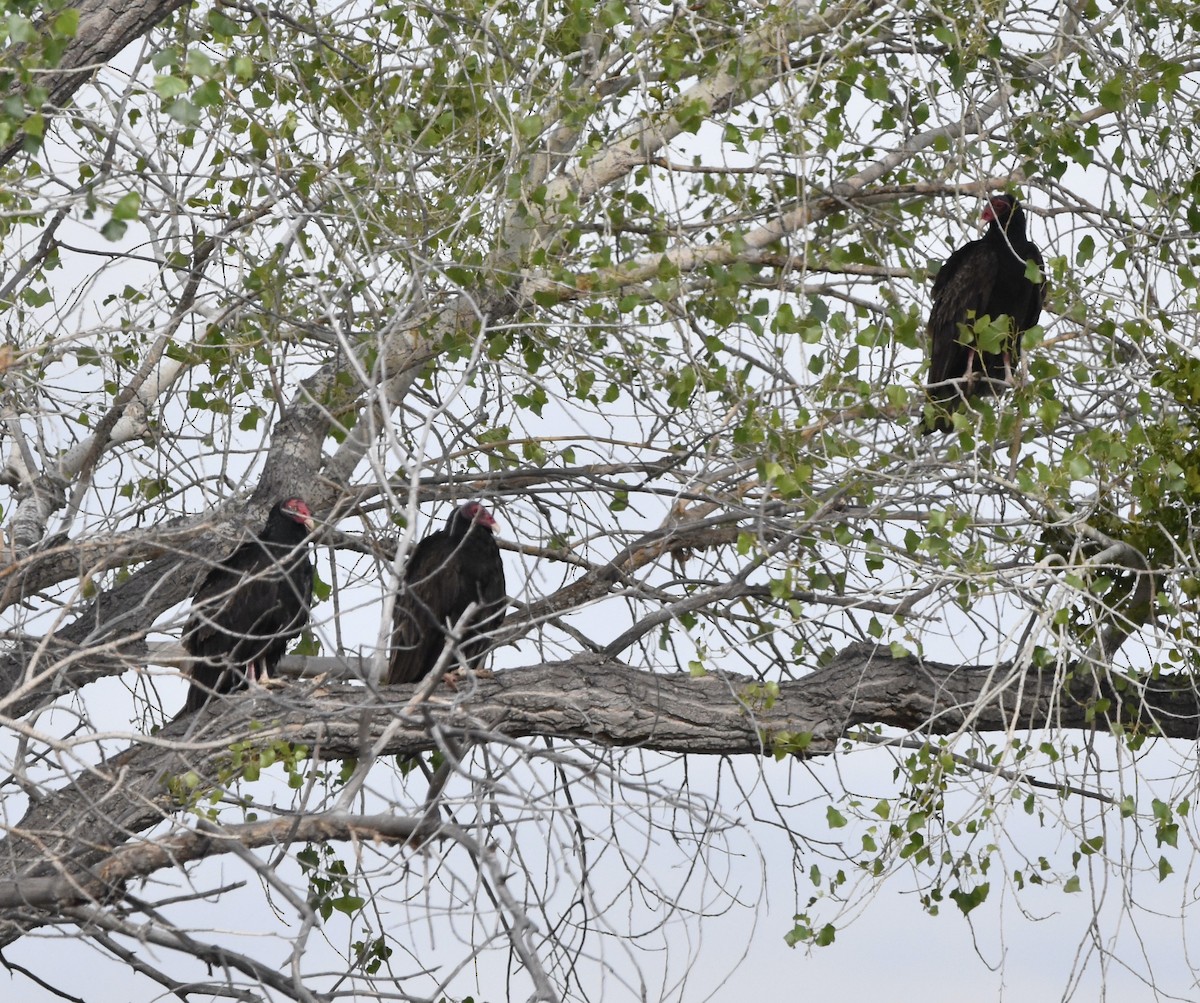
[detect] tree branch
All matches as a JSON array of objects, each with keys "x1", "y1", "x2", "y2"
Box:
[{"x1": 0, "y1": 645, "x2": 1194, "y2": 948}]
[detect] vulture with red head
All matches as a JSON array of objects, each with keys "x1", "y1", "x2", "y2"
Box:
[
  {"x1": 387, "y1": 501, "x2": 507, "y2": 685},
  {"x1": 182, "y1": 498, "x2": 315, "y2": 712},
  {"x1": 922, "y1": 193, "x2": 1046, "y2": 434}
]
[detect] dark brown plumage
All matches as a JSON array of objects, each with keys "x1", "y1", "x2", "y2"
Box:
[
  {"x1": 922, "y1": 193, "x2": 1046, "y2": 434},
  {"x1": 182, "y1": 498, "x2": 315, "y2": 713},
  {"x1": 386, "y1": 501, "x2": 507, "y2": 685}
]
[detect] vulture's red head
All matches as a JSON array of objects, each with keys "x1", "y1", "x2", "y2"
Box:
[
  {"x1": 982, "y1": 194, "x2": 1018, "y2": 226},
  {"x1": 279, "y1": 497, "x2": 316, "y2": 531},
  {"x1": 459, "y1": 501, "x2": 498, "y2": 532}
]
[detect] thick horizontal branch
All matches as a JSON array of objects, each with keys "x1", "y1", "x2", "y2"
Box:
[
  {"x1": 1, "y1": 647, "x2": 1199, "y2": 948},
  {"x1": 0, "y1": 812, "x2": 427, "y2": 912}
]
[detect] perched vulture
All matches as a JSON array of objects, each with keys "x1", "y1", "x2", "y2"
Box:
[
  {"x1": 387, "y1": 501, "x2": 507, "y2": 685},
  {"x1": 182, "y1": 497, "x2": 316, "y2": 713},
  {"x1": 922, "y1": 193, "x2": 1046, "y2": 434}
]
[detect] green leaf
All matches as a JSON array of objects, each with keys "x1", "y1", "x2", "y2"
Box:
[
  {"x1": 668, "y1": 365, "x2": 697, "y2": 409},
  {"x1": 250, "y1": 121, "x2": 269, "y2": 158},
  {"x1": 166, "y1": 98, "x2": 201, "y2": 126},
  {"x1": 112, "y1": 192, "x2": 141, "y2": 221},
  {"x1": 154, "y1": 75, "x2": 190, "y2": 100},
  {"x1": 1098, "y1": 77, "x2": 1124, "y2": 111},
  {"x1": 208, "y1": 10, "x2": 240, "y2": 36},
  {"x1": 826, "y1": 805, "x2": 848, "y2": 829},
  {"x1": 239, "y1": 406, "x2": 265, "y2": 431},
  {"x1": 6, "y1": 14, "x2": 36, "y2": 43},
  {"x1": 231, "y1": 56, "x2": 254, "y2": 82},
  {"x1": 949, "y1": 882, "x2": 989, "y2": 915},
  {"x1": 331, "y1": 894, "x2": 365, "y2": 915},
  {"x1": 53, "y1": 9, "x2": 80, "y2": 38},
  {"x1": 1067, "y1": 455, "x2": 1091, "y2": 479},
  {"x1": 518, "y1": 114, "x2": 544, "y2": 139}
]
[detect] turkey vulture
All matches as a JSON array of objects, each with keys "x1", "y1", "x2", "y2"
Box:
[
  {"x1": 922, "y1": 193, "x2": 1046, "y2": 434},
  {"x1": 182, "y1": 497, "x2": 316, "y2": 713},
  {"x1": 386, "y1": 501, "x2": 507, "y2": 685}
]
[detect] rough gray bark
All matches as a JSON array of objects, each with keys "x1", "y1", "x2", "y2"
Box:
[
  {"x1": 0, "y1": 813, "x2": 431, "y2": 911},
  {"x1": 0, "y1": 648, "x2": 1193, "y2": 949}
]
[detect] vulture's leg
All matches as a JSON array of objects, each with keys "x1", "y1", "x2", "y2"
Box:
[
  {"x1": 963, "y1": 349, "x2": 979, "y2": 397},
  {"x1": 252, "y1": 660, "x2": 285, "y2": 690}
]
